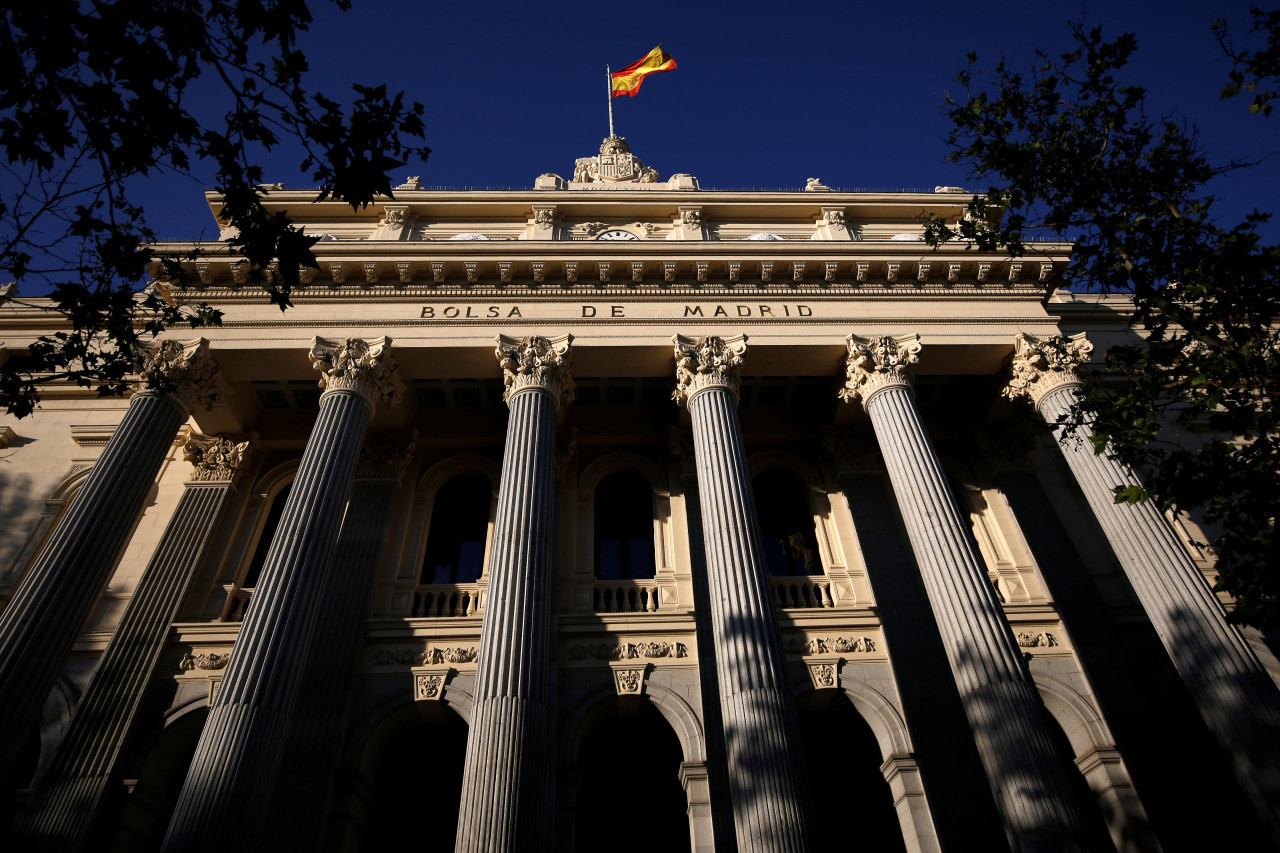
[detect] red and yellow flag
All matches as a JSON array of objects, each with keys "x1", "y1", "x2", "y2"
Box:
[{"x1": 611, "y1": 46, "x2": 677, "y2": 97}]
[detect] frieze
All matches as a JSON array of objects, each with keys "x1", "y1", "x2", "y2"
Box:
[
  {"x1": 567, "y1": 641, "x2": 689, "y2": 661},
  {"x1": 787, "y1": 636, "x2": 877, "y2": 655},
  {"x1": 1016, "y1": 632, "x2": 1059, "y2": 649},
  {"x1": 373, "y1": 646, "x2": 478, "y2": 666},
  {"x1": 179, "y1": 651, "x2": 231, "y2": 671}
]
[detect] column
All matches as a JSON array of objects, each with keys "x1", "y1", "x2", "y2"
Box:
[
  {"x1": 160, "y1": 337, "x2": 400, "y2": 852},
  {"x1": 12, "y1": 434, "x2": 253, "y2": 851},
  {"x1": 261, "y1": 433, "x2": 416, "y2": 851},
  {"x1": 0, "y1": 339, "x2": 221, "y2": 786},
  {"x1": 1006, "y1": 332, "x2": 1280, "y2": 842},
  {"x1": 455, "y1": 334, "x2": 572, "y2": 853},
  {"x1": 672, "y1": 333, "x2": 811, "y2": 853},
  {"x1": 840, "y1": 334, "x2": 1095, "y2": 851}
]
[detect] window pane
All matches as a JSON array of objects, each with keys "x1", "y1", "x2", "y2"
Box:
[
  {"x1": 594, "y1": 472, "x2": 655, "y2": 580},
  {"x1": 423, "y1": 475, "x2": 492, "y2": 584},
  {"x1": 753, "y1": 471, "x2": 822, "y2": 576},
  {"x1": 244, "y1": 483, "x2": 292, "y2": 588}
]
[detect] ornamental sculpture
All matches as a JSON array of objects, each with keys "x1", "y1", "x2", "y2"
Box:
[
  {"x1": 572, "y1": 136, "x2": 660, "y2": 184},
  {"x1": 672, "y1": 334, "x2": 748, "y2": 404},
  {"x1": 1003, "y1": 332, "x2": 1094, "y2": 407},
  {"x1": 136, "y1": 338, "x2": 223, "y2": 412},
  {"x1": 183, "y1": 433, "x2": 253, "y2": 482},
  {"x1": 495, "y1": 334, "x2": 575, "y2": 407},
  {"x1": 839, "y1": 334, "x2": 923, "y2": 407},
  {"x1": 309, "y1": 336, "x2": 401, "y2": 407}
]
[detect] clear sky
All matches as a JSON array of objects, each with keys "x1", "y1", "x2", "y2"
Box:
[{"x1": 128, "y1": 0, "x2": 1280, "y2": 243}]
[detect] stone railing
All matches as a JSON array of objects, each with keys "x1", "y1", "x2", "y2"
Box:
[
  {"x1": 413, "y1": 583, "x2": 484, "y2": 618},
  {"x1": 771, "y1": 577, "x2": 834, "y2": 609},
  {"x1": 593, "y1": 580, "x2": 659, "y2": 614},
  {"x1": 222, "y1": 585, "x2": 254, "y2": 622}
]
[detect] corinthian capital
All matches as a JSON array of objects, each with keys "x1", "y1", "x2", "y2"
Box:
[
  {"x1": 672, "y1": 334, "x2": 748, "y2": 405},
  {"x1": 136, "y1": 338, "x2": 223, "y2": 412},
  {"x1": 1003, "y1": 332, "x2": 1093, "y2": 408},
  {"x1": 839, "y1": 334, "x2": 922, "y2": 407},
  {"x1": 183, "y1": 433, "x2": 254, "y2": 482},
  {"x1": 495, "y1": 334, "x2": 575, "y2": 407},
  {"x1": 310, "y1": 336, "x2": 402, "y2": 408}
]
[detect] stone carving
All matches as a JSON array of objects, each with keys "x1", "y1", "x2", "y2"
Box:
[
  {"x1": 804, "y1": 177, "x2": 830, "y2": 191},
  {"x1": 788, "y1": 636, "x2": 877, "y2": 654},
  {"x1": 1039, "y1": 262, "x2": 1054, "y2": 283},
  {"x1": 598, "y1": 262, "x2": 612, "y2": 284},
  {"x1": 384, "y1": 208, "x2": 407, "y2": 229},
  {"x1": 809, "y1": 662, "x2": 837, "y2": 688},
  {"x1": 565, "y1": 262, "x2": 579, "y2": 283},
  {"x1": 310, "y1": 336, "x2": 401, "y2": 407},
  {"x1": 498, "y1": 262, "x2": 512, "y2": 284},
  {"x1": 373, "y1": 648, "x2": 420, "y2": 666},
  {"x1": 362, "y1": 262, "x2": 378, "y2": 284},
  {"x1": 572, "y1": 136, "x2": 659, "y2": 184},
  {"x1": 615, "y1": 668, "x2": 644, "y2": 694},
  {"x1": 793, "y1": 262, "x2": 805, "y2": 282},
  {"x1": 823, "y1": 209, "x2": 845, "y2": 228},
  {"x1": 465, "y1": 262, "x2": 479, "y2": 284},
  {"x1": 397, "y1": 262, "x2": 412, "y2": 284},
  {"x1": 579, "y1": 222, "x2": 607, "y2": 237},
  {"x1": 395, "y1": 176, "x2": 422, "y2": 190},
  {"x1": 298, "y1": 265, "x2": 313, "y2": 285},
  {"x1": 415, "y1": 674, "x2": 443, "y2": 700},
  {"x1": 183, "y1": 433, "x2": 253, "y2": 482},
  {"x1": 977, "y1": 262, "x2": 991, "y2": 282},
  {"x1": 672, "y1": 334, "x2": 748, "y2": 405},
  {"x1": 495, "y1": 334, "x2": 575, "y2": 407},
  {"x1": 231, "y1": 263, "x2": 247, "y2": 285},
  {"x1": 840, "y1": 334, "x2": 922, "y2": 407},
  {"x1": 663, "y1": 261, "x2": 676, "y2": 283},
  {"x1": 534, "y1": 208, "x2": 556, "y2": 230},
  {"x1": 631, "y1": 262, "x2": 644, "y2": 283},
  {"x1": 531, "y1": 262, "x2": 545, "y2": 284},
  {"x1": 681, "y1": 209, "x2": 701, "y2": 226},
  {"x1": 1008, "y1": 262, "x2": 1023, "y2": 283},
  {"x1": 856, "y1": 262, "x2": 869, "y2": 282},
  {"x1": 825, "y1": 262, "x2": 838, "y2": 283},
  {"x1": 431, "y1": 262, "x2": 445, "y2": 283},
  {"x1": 329, "y1": 263, "x2": 345, "y2": 285},
  {"x1": 1003, "y1": 333, "x2": 1093, "y2": 407},
  {"x1": 886, "y1": 262, "x2": 900, "y2": 283},
  {"x1": 727, "y1": 262, "x2": 741, "y2": 283},
  {"x1": 180, "y1": 651, "x2": 230, "y2": 671},
  {"x1": 948, "y1": 262, "x2": 962, "y2": 283},
  {"x1": 917, "y1": 263, "x2": 931, "y2": 282},
  {"x1": 1016, "y1": 632, "x2": 1059, "y2": 648},
  {"x1": 357, "y1": 431, "x2": 417, "y2": 480},
  {"x1": 196, "y1": 263, "x2": 212, "y2": 285},
  {"x1": 760, "y1": 262, "x2": 773, "y2": 283},
  {"x1": 136, "y1": 339, "x2": 222, "y2": 411},
  {"x1": 696, "y1": 262, "x2": 709, "y2": 283},
  {"x1": 567, "y1": 641, "x2": 689, "y2": 661},
  {"x1": 373, "y1": 646, "x2": 479, "y2": 666}
]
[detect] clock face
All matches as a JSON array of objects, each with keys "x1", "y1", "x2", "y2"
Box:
[{"x1": 596, "y1": 229, "x2": 640, "y2": 241}]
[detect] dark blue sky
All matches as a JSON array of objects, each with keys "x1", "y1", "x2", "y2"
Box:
[{"x1": 132, "y1": 0, "x2": 1278, "y2": 243}]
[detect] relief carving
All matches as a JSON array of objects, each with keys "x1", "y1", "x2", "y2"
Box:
[
  {"x1": 614, "y1": 668, "x2": 644, "y2": 694},
  {"x1": 1003, "y1": 332, "x2": 1093, "y2": 408},
  {"x1": 788, "y1": 636, "x2": 877, "y2": 654},
  {"x1": 310, "y1": 336, "x2": 401, "y2": 408},
  {"x1": 183, "y1": 433, "x2": 253, "y2": 482},
  {"x1": 415, "y1": 674, "x2": 443, "y2": 700},
  {"x1": 567, "y1": 641, "x2": 689, "y2": 661},
  {"x1": 179, "y1": 651, "x2": 231, "y2": 671},
  {"x1": 495, "y1": 334, "x2": 575, "y2": 407},
  {"x1": 374, "y1": 646, "x2": 479, "y2": 666},
  {"x1": 672, "y1": 334, "x2": 748, "y2": 405},
  {"x1": 839, "y1": 334, "x2": 922, "y2": 408},
  {"x1": 1017, "y1": 631, "x2": 1059, "y2": 649}
]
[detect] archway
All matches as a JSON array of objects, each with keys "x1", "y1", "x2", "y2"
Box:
[
  {"x1": 797, "y1": 690, "x2": 906, "y2": 851},
  {"x1": 575, "y1": 697, "x2": 689, "y2": 853},
  {"x1": 105, "y1": 706, "x2": 207, "y2": 853}
]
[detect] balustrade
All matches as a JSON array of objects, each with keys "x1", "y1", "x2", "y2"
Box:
[
  {"x1": 413, "y1": 583, "x2": 484, "y2": 618},
  {"x1": 223, "y1": 586, "x2": 254, "y2": 622},
  {"x1": 771, "y1": 577, "x2": 834, "y2": 609},
  {"x1": 593, "y1": 580, "x2": 659, "y2": 613}
]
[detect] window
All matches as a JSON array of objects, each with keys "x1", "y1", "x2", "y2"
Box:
[
  {"x1": 422, "y1": 475, "x2": 491, "y2": 584},
  {"x1": 243, "y1": 483, "x2": 292, "y2": 589},
  {"x1": 753, "y1": 470, "x2": 822, "y2": 576},
  {"x1": 594, "y1": 472, "x2": 656, "y2": 581}
]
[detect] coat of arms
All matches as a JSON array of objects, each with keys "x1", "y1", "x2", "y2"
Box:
[{"x1": 572, "y1": 136, "x2": 659, "y2": 184}]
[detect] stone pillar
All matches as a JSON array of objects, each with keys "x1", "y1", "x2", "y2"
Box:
[
  {"x1": 1006, "y1": 332, "x2": 1280, "y2": 842},
  {"x1": 261, "y1": 432, "x2": 416, "y2": 852},
  {"x1": 12, "y1": 434, "x2": 253, "y2": 851},
  {"x1": 672, "y1": 333, "x2": 811, "y2": 853},
  {"x1": 0, "y1": 339, "x2": 221, "y2": 785},
  {"x1": 455, "y1": 334, "x2": 572, "y2": 853},
  {"x1": 840, "y1": 334, "x2": 1095, "y2": 851},
  {"x1": 160, "y1": 337, "x2": 400, "y2": 853}
]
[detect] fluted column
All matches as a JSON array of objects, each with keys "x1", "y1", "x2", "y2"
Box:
[
  {"x1": 1006, "y1": 332, "x2": 1280, "y2": 842},
  {"x1": 673, "y1": 333, "x2": 811, "y2": 853},
  {"x1": 12, "y1": 434, "x2": 253, "y2": 851},
  {"x1": 160, "y1": 337, "x2": 401, "y2": 852},
  {"x1": 0, "y1": 339, "x2": 221, "y2": 786},
  {"x1": 840, "y1": 334, "x2": 1094, "y2": 851},
  {"x1": 455, "y1": 334, "x2": 572, "y2": 853},
  {"x1": 262, "y1": 433, "x2": 416, "y2": 852}
]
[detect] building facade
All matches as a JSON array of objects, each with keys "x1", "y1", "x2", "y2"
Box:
[{"x1": 2, "y1": 139, "x2": 1279, "y2": 852}]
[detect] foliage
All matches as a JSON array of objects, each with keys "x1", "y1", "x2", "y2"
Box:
[
  {"x1": 924, "y1": 23, "x2": 1280, "y2": 625},
  {"x1": 1216, "y1": 6, "x2": 1280, "y2": 117},
  {"x1": 0, "y1": 0, "x2": 428, "y2": 417}
]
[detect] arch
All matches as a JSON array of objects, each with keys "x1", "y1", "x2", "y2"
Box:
[
  {"x1": 787, "y1": 667, "x2": 914, "y2": 759},
  {"x1": 416, "y1": 453, "x2": 501, "y2": 497},
  {"x1": 575, "y1": 452, "x2": 678, "y2": 591},
  {"x1": 344, "y1": 678, "x2": 476, "y2": 780},
  {"x1": 577, "y1": 451, "x2": 668, "y2": 494},
  {"x1": 1032, "y1": 672, "x2": 1114, "y2": 758},
  {"x1": 746, "y1": 449, "x2": 824, "y2": 488},
  {"x1": 560, "y1": 678, "x2": 705, "y2": 766}
]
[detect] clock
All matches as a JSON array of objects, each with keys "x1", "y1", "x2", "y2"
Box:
[{"x1": 595, "y1": 229, "x2": 640, "y2": 241}]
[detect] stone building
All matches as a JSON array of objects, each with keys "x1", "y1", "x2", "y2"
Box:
[{"x1": 2, "y1": 139, "x2": 1279, "y2": 852}]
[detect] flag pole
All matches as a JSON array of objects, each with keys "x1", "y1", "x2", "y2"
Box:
[{"x1": 606, "y1": 65, "x2": 615, "y2": 139}]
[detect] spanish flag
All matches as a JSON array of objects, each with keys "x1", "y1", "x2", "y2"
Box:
[{"x1": 611, "y1": 46, "x2": 677, "y2": 97}]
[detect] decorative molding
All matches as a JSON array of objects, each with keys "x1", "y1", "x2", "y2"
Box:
[
  {"x1": 672, "y1": 334, "x2": 748, "y2": 405},
  {"x1": 886, "y1": 262, "x2": 900, "y2": 283},
  {"x1": 564, "y1": 261, "x2": 579, "y2": 283},
  {"x1": 196, "y1": 263, "x2": 212, "y2": 285},
  {"x1": 696, "y1": 261, "x2": 709, "y2": 283},
  {"x1": 231, "y1": 263, "x2": 247, "y2": 286},
  {"x1": 822, "y1": 209, "x2": 846, "y2": 228},
  {"x1": 397, "y1": 262, "x2": 412, "y2": 284},
  {"x1": 825, "y1": 262, "x2": 838, "y2": 283},
  {"x1": 839, "y1": 334, "x2": 922, "y2": 407},
  {"x1": 792, "y1": 262, "x2": 805, "y2": 282},
  {"x1": 977, "y1": 262, "x2": 991, "y2": 282},
  {"x1": 611, "y1": 663, "x2": 648, "y2": 695},
  {"x1": 727, "y1": 262, "x2": 740, "y2": 283},
  {"x1": 1003, "y1": 332, "x2": 1093, "y2": 408},
  {"x1": 464, "y1": 262, "x2": 479, "y2": 284},
  {"x1": 567, "y1": 641, "x2": 689, "y2": 661},
  {"x1": 1008, "y1": 262, "x2": 1022, "y2": 283},
  {"x1": 531, "y1": 262, "x2": 545, "y2": 284},
  {"x1": 663, "y1": 261, "x2": 676, "y2": 283},
  {"x1": 415, "y1": 672, "x2": 446, "y2": 700},
  {"x1": 1039, "y1": 261, "x2": 1054, "y2": 282},
  {"x1": 948, "y1": 262, "x2": 961, "y2": 283},
  {"x1": 806, "y1": 658, "x2": 840, "y2": 690},
  {"x1": 533, "y1": 207, "x2": 556, "y2": 230},
  {"x1": 598, "y1": 261, "x2": 612, "y2": 283},
  {"x1": 787, "y1": 635, "x2": 877, "y2": 654},
  {"x1": 760, "y1": 262, "x2": 773, "y2": 283},
  {"x1": 179, "y1": 651, "x2": 230, "y2": 671},
  {"x1": 374, "y1": 646, "x2": 478, "y2": 666},
  {"x1": 495, "y1": 334, "x2": 575, "y2": 407},
  {"x1": 680, "y1": 208, "x2": 701, "y2": 227},
  {"x1": 498, "y1": 262, "x2": 512, "y2": 284},
  {"x1": 298, "y1": 265, "x2": 313, "y2": 285},
  {"x1": 183, "y1": 433, "x2": 254, "y2": 482},
  {"x1": 309, "y1": 336, "x2": 401, "y2": 407},
  {"x1": 1017, "y1": 631, "x2": 1059, "y2": 649},
  {"x1": 329, "y1": 262, "x2": 345, "y2": 285},
  {"x1": 383, "y1": 206, "x2": 408, "y2": 230},
  {"x1": 917, "y1": 263, "x2": 931, "y2": 283},
  {"x1": 431, "y1": 262, "x2": 446, "y2": 283},
  {"x1": 631, "y1": 262, "x2": 644, "y2": 283},
  {"x1": 856, "y1": 262, "x2": 869, "y2": 282},
  {"x1": 136, "y1": 338, "x2": 223, "y2": 412}
]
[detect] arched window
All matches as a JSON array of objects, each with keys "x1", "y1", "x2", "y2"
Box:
[
  {"x1": 243, "y1": 483, "x2": 292, "y2": 589},
  {"x1": 422, "y1": 475, "x2": 491, "y2": 584},
  {"x1": 752, "y1": 470, "x2": 822, "y2": 576},
  {"x1": 594, "y1": 471, "x2": 656, "y2": 581}
]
